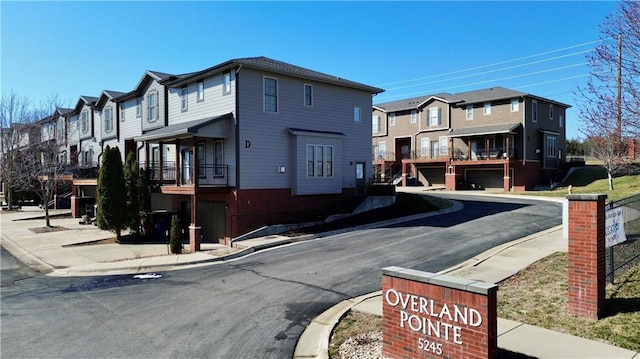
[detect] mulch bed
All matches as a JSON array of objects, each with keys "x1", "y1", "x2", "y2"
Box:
[{"x1": 28, "y1": 226, "x2": 69, "y2": 234}]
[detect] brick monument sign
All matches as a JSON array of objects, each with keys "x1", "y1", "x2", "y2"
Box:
[{"x1": 382, "y1": 266, "x2": 498, "y2": 359}]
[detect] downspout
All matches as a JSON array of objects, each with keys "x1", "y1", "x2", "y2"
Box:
[
  {"x1": 522, "y1": 97, "x2": 526, "y2": 167},
  {"x1": 235, "y1": 65, "x2": 242, "y2": 189}
]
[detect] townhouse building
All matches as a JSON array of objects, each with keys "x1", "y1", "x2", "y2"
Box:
[
  {"x1": 54, "y1": 56, "x2": 382, "y2": 250},
  {"x1": 372, "y1": 87, "x2": 570, "y2": 191}
]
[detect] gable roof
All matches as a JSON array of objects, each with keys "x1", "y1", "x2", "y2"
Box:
[
  {"x1": 96, "y1": 90, "x2": 127, "y2": 109},
  {"x1": 454, "y1": 87, "x2": 527, "y2": 105},
  {"x1": 163, "y1": 56, "x2": 384, "y2": 94},
  {"x1": 74, "y1": 96, "x2": 98, "y2": 113},
  {"x1": 373, "y1": 92, "x2": 463, "y2": 112}
]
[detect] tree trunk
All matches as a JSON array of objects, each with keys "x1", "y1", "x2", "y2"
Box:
[{"x1": 608, "y1": 171, "x2": 614, "y2": 191}]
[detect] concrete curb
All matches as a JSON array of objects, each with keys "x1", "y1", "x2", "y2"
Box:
[{"x1": 1, "y1": 234, "x2": 55, "y2": 274}]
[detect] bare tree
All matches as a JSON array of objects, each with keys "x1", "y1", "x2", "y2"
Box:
[
  {"x1": 0, "y1": 91, "x2": 33, "y2": 210},
  {"x1": 576, "y1": 1, "x2": 640, "y2": 189}
]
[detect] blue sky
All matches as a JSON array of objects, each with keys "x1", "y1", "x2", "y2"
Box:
[{"x1": 1, "y1": 1, "x2": 621, "y2": 139}]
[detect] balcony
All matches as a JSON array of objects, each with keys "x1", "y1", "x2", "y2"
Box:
[{"x1": 144, "y1": 162, "x2": 229, "y2": 187}]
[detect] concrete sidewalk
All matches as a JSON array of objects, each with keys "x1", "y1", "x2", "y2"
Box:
[{"x1": 294, "y1": 225, "x2": 640, "y2": 359}]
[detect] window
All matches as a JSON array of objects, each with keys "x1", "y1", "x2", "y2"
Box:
[
  {"x1": 439, "y1": 136, "x2": 448, "y2": 156},
  {"x1": 549, "y1": 104, "x2": 554, "y2": 120},
  {"x1": 120, "y1": 103, "x2": 125, "y2": 122},
  {"x1": 264, "y1": 77, "x2": 277, "y2": 112},
  {"x1": 390, "y1": 113, "x2": 396, "y2": 126},
  {"x1": 411, "y1": 110, "x2": 417, "y2": 124},
  {"x1": 559, "y1": 115, "x2": 564, "y2": 128},
  {"x1": 304, "y1": 84, "x2": 313, "y2": 106},
  {"x1": 180, "y1": 86, "x2": 188, "y2": 112},
  {"x1": 104, "y1": 106, "x2": 113, "y2": 133},
  {"x1": 421, "y1": 138, "x2": 429, "y2": 157},
  {"x1": 378, "y1": 142, "x2": 386, "y2": 159},
  {"x1": 532, "y1": 99, "x2": 537, "y2": 123},
  {"x1": 81, "y1": 110, "x2": 88, "y2": 134},
  {"x1": 148, "y1": 91, "x2": 158, "y2": 122},
  {"x1": 483, "y1": 102, "x2": 491, "y2": 115},
  {"x1": 136, "y1": 98, "x2": 142, "y2": 118},
  {"x1": 466, "y1": 105, "x2": 473, "y2": 120},
  {"x1": 546, "y1": 136, "x2": 557, "y2": 158},
  {"x1": 354, "y1": 107, "x2": 361, "y2": 123},
  {"x1": 223, "y1": 72, "x2": 231, "y2": 95},
  {"x1": 306, "y1": 144, "x2": 334, "y2": 177},
  {"x1": 197, "y1": 81, "x2": 204, "y2": 102},
  {"x1": 511, "y1": 99, "x2": 519, "y2": 112},
  {"x1": 428, "y1": 107, "x2": 441, "y2": 126},
  {"x1": 372, "y1": 115, "x2": 380, "y2": 133}
]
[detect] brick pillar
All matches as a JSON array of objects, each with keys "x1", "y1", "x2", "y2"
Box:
[
  {"x1": 445, "y1": 173, "x2": 459, "y2": 190},
  {"x1": 189, "y1": 225, "x2": 201, "y2": 252},
  {"x1": 71, "y1": 196, "x2": 81, "y2": 218},
  {"x1": 567, "y1": 194, "x2": 607, "y2": 319},
  {"x1": 382, "y1": 266, "x2": 498, "y2": 359}
]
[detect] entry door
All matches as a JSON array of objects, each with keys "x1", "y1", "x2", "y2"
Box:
[{"x1": 355, "y1": 162, "x2": 365, "y2": 195}]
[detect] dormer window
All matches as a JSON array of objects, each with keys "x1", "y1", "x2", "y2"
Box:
[
  {"x1": 483, "y1": 102, "x2": 491, "y2": 115},
  {"x1": 104, "y1": 106, "x2": 113, "y2": 133},
  {"x1": 81, "y1": 110, "x2": 89, "y2": 134},
  {"x1": 148, "y1": 91, "x2": 159, "y2": 122},
  {"x1": 181, "y1": 86, "x2": 188, "y2": 112}
]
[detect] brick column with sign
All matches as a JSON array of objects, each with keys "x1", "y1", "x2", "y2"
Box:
[
  {"x1": 567, "y1": 194, "x2": 607, "y2": 320},
  {"x1": 382, "y1": 267, "x2": 498, "y2": 359}
]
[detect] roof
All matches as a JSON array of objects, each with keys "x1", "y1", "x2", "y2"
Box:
[
  {"x1": 374, "y1": 86, "x2": 571, "y2": 111},
  {"x1": 449, "y1": 123, "x2": 522, "y2": 138},
  {"x1": 163, "y1": 56, "x2": 384, "y2": 94},
  {"x1": 287, "y1": 128, "x2": 346, "y2": 138},
  {"x1": 134, "y1": 113, "x2": 233, "y2": 142},
  {"x1": 96, "y1": 90, "x2": 127, "y2": 109},
  {"x1": 374, "y1": 93, "x2": 462, "y2": 112},
  {"x1": 74, "y1": 96, "x2": 98, "y2": 113}
]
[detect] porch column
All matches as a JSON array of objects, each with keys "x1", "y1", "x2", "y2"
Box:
[
  {"x1": 144, "y1": 142, "x2": 149, "y2": 173},
  {"x1": 449, "y1": 137, "x2": 454, "y2": 160},
  {"x1": 503, "y1": 162, "x2": 510, "y2": 192},
  {"x1": 158, "y1": 141, "x2": 164, "y2": 183},
  {"x1": 401, "y1": 161, "x2": 407, "y2": 187},
  {"x1": 467, "y1": 138, "x2": 472, "y2": 160},
  {"x1": 505, "y1": 136, "x2": 511, "y2": 159},
  {"x1": 189, "y1": 194, "x2": 201, "y2": 252},
  {"x1": 485, "y1": 137, "x2": 490, "y2": 160},
  {"x1": 175, "y1": 139, "x2": 180, "y2": 186},
  {"x1": 192, "y1": 136, "x2": 199, "y2": 190}
]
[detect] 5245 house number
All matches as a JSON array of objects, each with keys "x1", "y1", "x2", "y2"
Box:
[{"x1": 418, "y1": 338, "x2": 443, "y2": 355}]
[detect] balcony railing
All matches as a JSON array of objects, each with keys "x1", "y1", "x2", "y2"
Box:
[
  {"x1": 372, "y1": 148, "x2": 518, "y2": 162},
  {"x1": 144, "y1": 162, "x2": 229, "y2": 187}
]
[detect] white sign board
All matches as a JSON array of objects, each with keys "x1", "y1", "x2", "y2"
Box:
[{"x1": 606, "y1": 207, "x2": 627, "y2": 247}]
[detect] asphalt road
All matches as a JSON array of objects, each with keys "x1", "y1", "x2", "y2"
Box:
[{"x1": 0, "y1": 194, "x2": 562, "y2": 358}]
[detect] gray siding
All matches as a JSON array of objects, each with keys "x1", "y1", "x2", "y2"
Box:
[
  {"x1": 167, "y1": 72, "x2": 236, "y2": 125},
  {"x1": 237, "y1": 67, "x2": 372, "y2": 193},
  {"x1": 141, "y1": 80, "x2": 166, "y2": 132}
]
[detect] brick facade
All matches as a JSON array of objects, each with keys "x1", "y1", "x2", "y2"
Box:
[
  {"x1": 567, "y1": 194, "x2": 607, "y2": 319},
  {"x1": 382, "y1": 267, "x2": 498, "y2": 359}
]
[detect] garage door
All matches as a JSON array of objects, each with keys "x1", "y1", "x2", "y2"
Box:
[
  {"x1": 417, "y1": 167, "x2": 445, "y2": 187},
  {"x1": 465, "y1": 169, "x2": 503, "y2": 190}
]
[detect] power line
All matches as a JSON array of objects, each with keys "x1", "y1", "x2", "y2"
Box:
[
  {"x1": 384, "y1": 50, "x2": 592, "y2": 92},
  {"x1": 375, "y1": 40, "x2": 600, "y2": 87}
]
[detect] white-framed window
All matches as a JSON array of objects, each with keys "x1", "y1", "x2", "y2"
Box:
[
  {"x1": 439, "y1": 136, "x2": 449, "y2": 156},
  {"x1": 197, "y1": 142, "x2": 206, "y2": 178},
  {"x1": 264, "y1": 77, "x2": 277, "y2": 112},
  {"x1": 532, "y1": 99, "x2": 538, "y2": 123},
  {"x1": 120, "y1": 103, "x2": 125, "y2": 122},
  {"x1": 546, "y1": 136, "x2": 557, "y2": 158},
  {"x1": 511, "y1": 99, "x2": 519, "y2": 112},
  {"x1": 559, "y1": 115, "x2": 564, "y2": 128},
  {"x1": 104, "y1": 106, "x2": 113, "y2": 133},
  {"x1": 483, "y1": 102, "x2": 491, "y2": 115},
  {"x1": 304, "y1": 84, "x2": 313, "y2": 107},
  {"x1": 390, "y1": 113, "x2": 396, "y2": 126},
  {"x1": 213, "y1": 140, "x2": 224, "y2": 177},
  {"x1": 197, "y1": 81, "x2": 204, "y2": 102},
  {"x1": 421, "y1": 138, "x2": 430, "y2": 157},
  {"x1": 411, "y1": 109, "x2": 417, "y2": 124},
  {"x1": 148, "y1": 91, "x2": 159, "y2": 122},
  {"x1": 223, "y1": 72, "x2": 231, "y2": 95},
  {"x1": 354, "y1": 107, "x2": 361, "y2": 123},
  {"x1": 372, "y1": 115, "x2": 380, "y2": 133},
  {"x1": 81, "y1": 110, "x2": 89, "y2": 134},
  {"x1": 428, "y1": 107, "x2": 441, "y2": 126},
  {"x1": 378, "y1": 141, "x2": 386, "y2": 159},
  {"x1": 136, "y1": 97, "x2": 142, "y2": 118},
  {"x1": 549, "y1": 104, "x2": 554, "y2": 120},
  {"x1": 181, "y1": 86, "x2": 188, "y2": 112},
  {"x1": 306, "y1": 144, "x2": 334, "y2": 177},
  {"x1": 466, "y1": 105, "x2": 473, "y2": 120}
]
